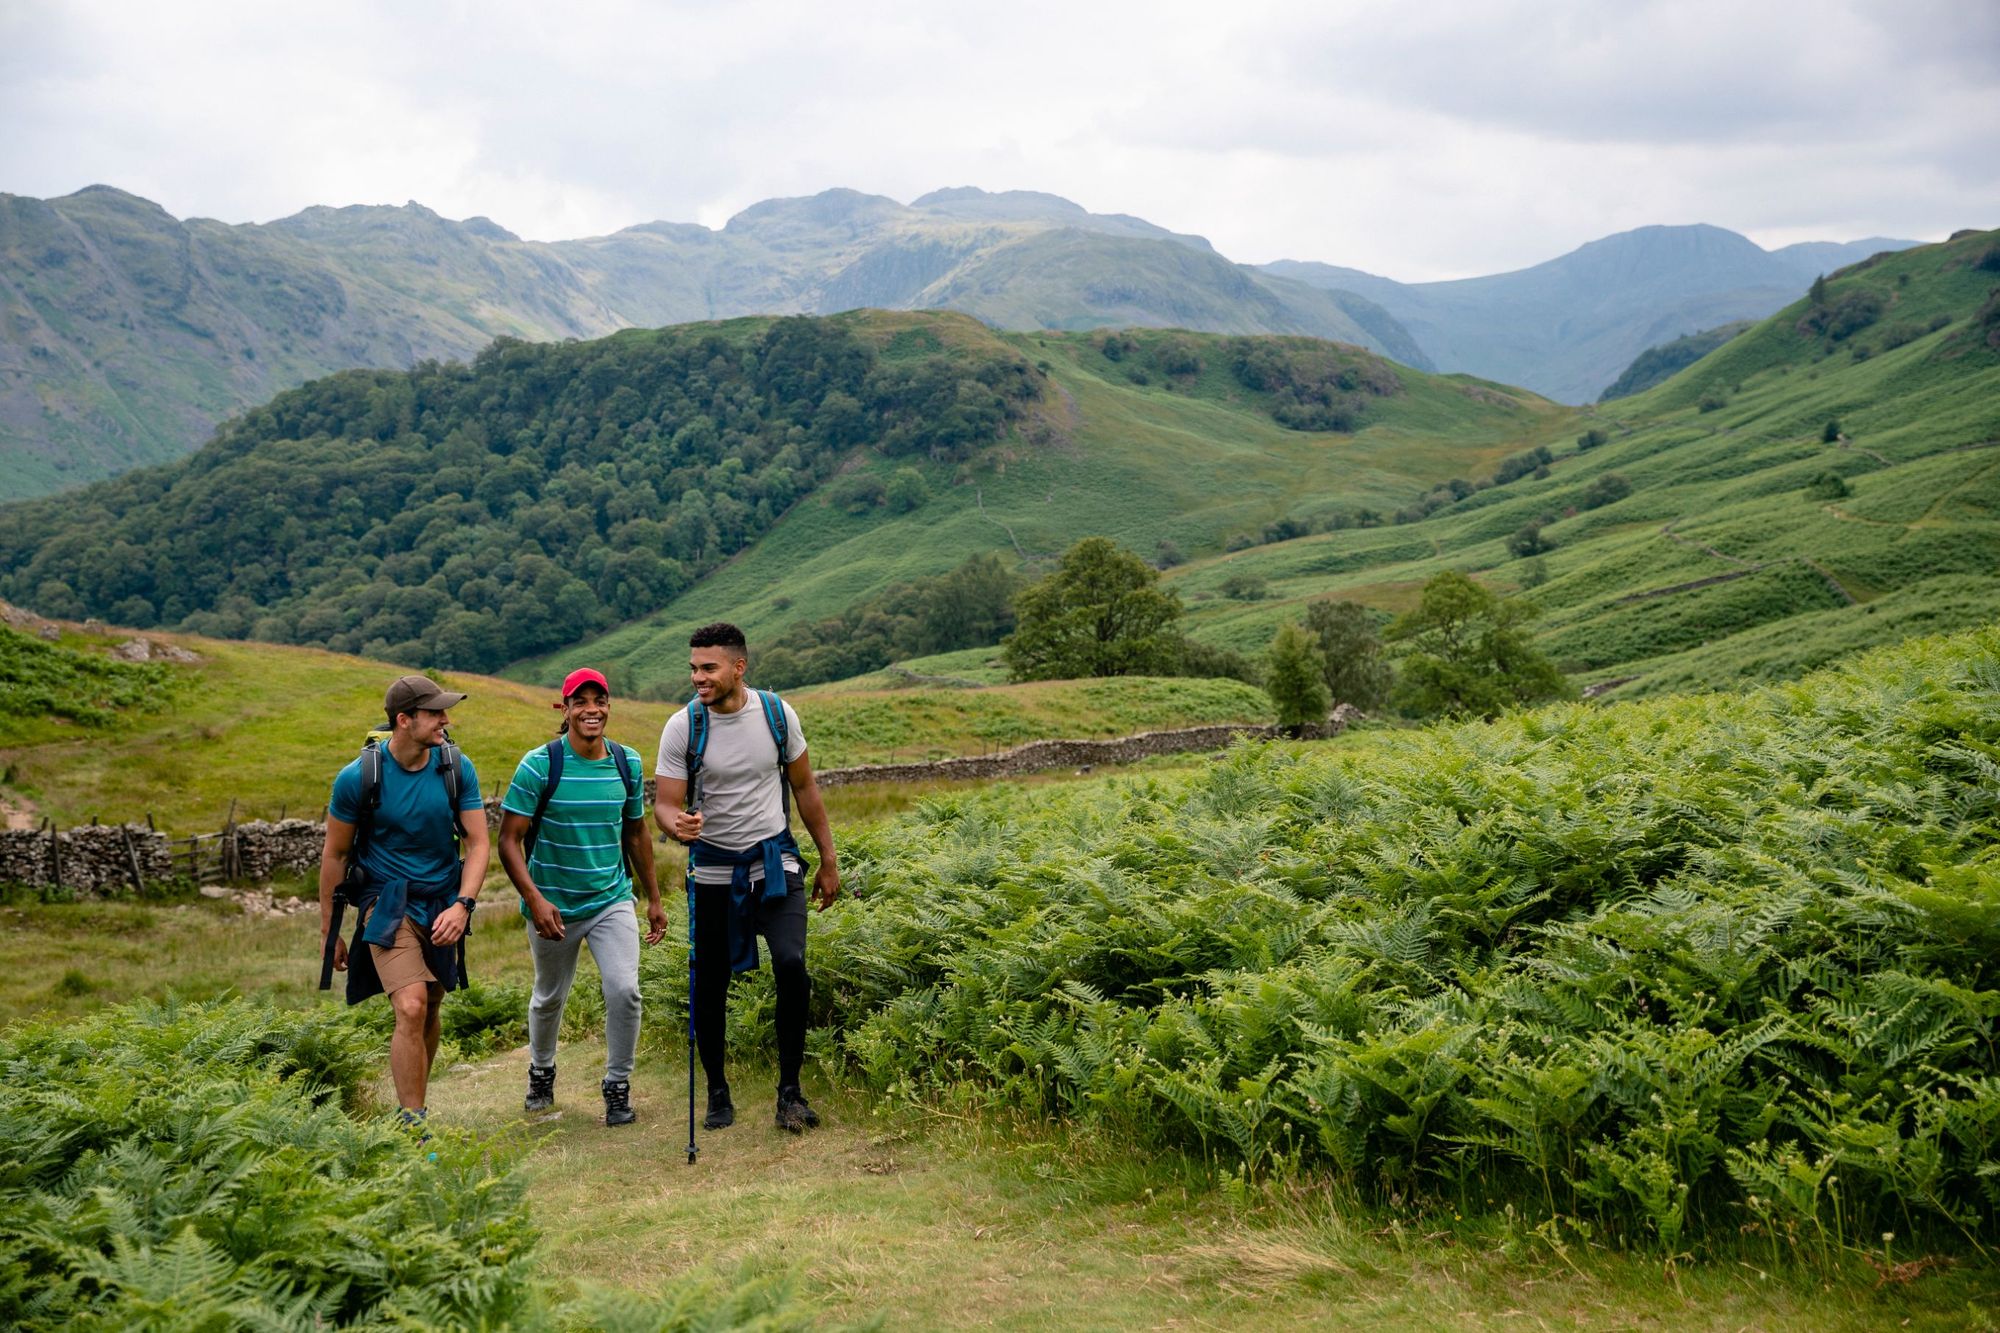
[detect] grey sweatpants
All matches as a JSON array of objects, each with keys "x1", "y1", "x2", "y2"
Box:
[{"x1": 526, "y1": 901, "x2": 642, "y2": 1083}]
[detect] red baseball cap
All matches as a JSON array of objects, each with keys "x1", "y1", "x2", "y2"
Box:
[{"x1": 560, "y1": 668, "x2": 610, "y2": 700}]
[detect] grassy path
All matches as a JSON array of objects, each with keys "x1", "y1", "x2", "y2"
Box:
[
  {"x1": 2, "y1": 898, "x2": 1992, "y2": 1328},
  {"x1": 417, "y1": 1042, "x2": 1997, "y2": 1331}
]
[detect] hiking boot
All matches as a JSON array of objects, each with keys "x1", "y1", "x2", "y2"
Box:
[
  {"x1": 602, "y1": 1078, "x2": 635, "y2": 1127},
  {"x1": 704, "y1": 1083, "x2": 735, "y2": 1130},
  {"x1": 524, "y1": 1063, "x2": 556, "y2": 1113},
  {"x1": 776, "y1": 1085, "x2": 819, "y2": 1133}
]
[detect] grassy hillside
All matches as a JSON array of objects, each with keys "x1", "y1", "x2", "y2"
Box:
[
  {"x1": 0, "y1": 619, "x2": 1270, "y2": 834},
  {"x1": 0, "y1": 185, "x2": 1431, "y2": 498},
  {"x1": 1171, "y1": 229, "x2": 2000, "y2": 698},
  {"x1": 1599, "y1": 319, "x2": 1753, "y2": 400},
  {"x1": 515, "y1": 323, "x2": 1565, "y2": 693},
  {"x1": 0, "y1": 188, "x2": 623, "y2": 499}
]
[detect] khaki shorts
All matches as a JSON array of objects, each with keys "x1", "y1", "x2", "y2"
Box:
[{"x1": 369, "y1": 916, "x2": 437, "y2": 995}]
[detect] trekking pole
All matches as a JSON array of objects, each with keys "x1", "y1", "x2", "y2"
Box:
[
  {"x1": 685, "y1": 876, "x2": 698, "y2": 1165},
  {"x1": 685, "y1": 771, "x2": 704, "y2": 1165}
]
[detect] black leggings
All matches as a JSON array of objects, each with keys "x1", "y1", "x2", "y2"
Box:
[{"x1": 693, "y1": 873, "x2": 809, "y2": 1091}]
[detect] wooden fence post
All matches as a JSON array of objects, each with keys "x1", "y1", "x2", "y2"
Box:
[{"x1": 119, "y1": 825, "x2": 146, "y2": 897}]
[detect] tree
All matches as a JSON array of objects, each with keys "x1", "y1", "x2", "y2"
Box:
[
  {"x1": 1265, "y1": 622, "x2": 1332, "y2": 734},
  {"x1": 885, "y1": 467, "x2": 929, "y2": 513},
  {"x1": 1808, "y1": 273, "x2": 1829, "y2": 307},
  {"x1": 1302, "y1": 598, "x2": 1392, "y2": 711},
  {"x1": 1822, "y1": 419, "x2": 1841, "y2": 443},
  {"x1": 1385, "y1": 571, "x2": 1572, "y2": 718},
  {"x1": 1507, "y1": 520, "x2": 1554, "y2": 557},
  {"x1": 1003, "y1": 537, "x2": 1184, "y2": 680},
  {"x1": 1578, "y1": 473, "x2": 1631, "y2": 510},
  {"x1": 1219, "y1": 572, "x2": 1268, "y2": 600}
]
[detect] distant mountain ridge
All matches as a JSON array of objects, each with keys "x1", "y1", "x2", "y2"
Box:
[
  {"x1": 0, "y1": 183, "x2": 1920, "y2": 498},
  {"x1": 1262, "y1": 223, "x2": 1919, "y2": 402}
]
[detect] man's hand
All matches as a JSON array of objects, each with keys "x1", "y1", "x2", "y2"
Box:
[
  {"x1": 811, "y1": 861, "x2": 841, "y2": 911},
  {"x1": 525, "y1": 891, "x2": 566, "y2": 941},
  {"x1": 644, "y1": 899, "x2": 668, "y2": 945},
  {"x1": 430, "y1": 902, "x2": 472, "y2": 947},
  {"x1": 324, "y1": 931, "x2": 349, "y2": 973},
  {"x1": 666, "y1": 808, "x2": 704, "y2": 843}
]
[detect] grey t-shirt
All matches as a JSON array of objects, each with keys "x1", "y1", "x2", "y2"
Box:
[{"x1": 656, "y1": 696, "x2": 807, "y2": 885}]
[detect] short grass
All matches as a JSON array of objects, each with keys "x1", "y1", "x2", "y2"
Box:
[
  {"x1": 417, "y1": 1040, "x2": 1997, "y2": 1330},
  {"x1": 1170, "y1": 229, "x2": 2000, "y2": 698},
  {"x1": 0, "y1": 625, "x2": 1270, "y2": 832}
]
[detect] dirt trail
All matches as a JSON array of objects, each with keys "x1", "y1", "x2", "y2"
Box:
[{"x1": 1, "y1": 794, "x2": 37, "y2": 832}]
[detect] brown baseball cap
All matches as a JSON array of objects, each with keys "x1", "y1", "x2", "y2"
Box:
[{"x1": 384, "y1": 674, "x2": 467, "y2": 717}]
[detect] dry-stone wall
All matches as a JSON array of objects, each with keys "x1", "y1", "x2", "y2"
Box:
[
  {"x1": 812, "y1": 712, "x2": 1356, "y2": 787},
  {"x1": 0, "y1": 824, "x2": 174, "y2": 894}
]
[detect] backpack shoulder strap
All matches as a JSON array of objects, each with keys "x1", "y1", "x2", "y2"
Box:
[
  {"x1": 523, "y1": 738, "x2": 565, "y2": 858},
  {"x1": 684, "y1": 700, "x2": 710, "y2": 807},
  {"x1": 756, "y1": 690, "x2": 794, "y2": 821},
  {"x1": 607, "y1": 741, "x2": 638, "y2": 810},
  {"x1": 437, "y1": 736, "x2": 470, "y2": 845},
  {"x1": 353, "y1": 738, "x2": 385, "y2": 857}
]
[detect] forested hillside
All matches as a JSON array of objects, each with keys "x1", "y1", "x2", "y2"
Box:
[
  {"x1": 0, "y1": 312, "x2": 1556, "y2": 689},
  {"x1": 0, "y1": 314, "x2": 1038, "y2": 672}
]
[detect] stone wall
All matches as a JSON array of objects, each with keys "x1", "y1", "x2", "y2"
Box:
[
  {"x1": 812, "y1": 710, "x2": 1357, "y2": 787},
  {"x1": 0, "y1": 824, "x2": 175, "y2": 894}
]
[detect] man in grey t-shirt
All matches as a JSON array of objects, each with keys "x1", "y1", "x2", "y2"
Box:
[{"x1": 655, "y1": 621, "x2": 840, "y2": 1134}]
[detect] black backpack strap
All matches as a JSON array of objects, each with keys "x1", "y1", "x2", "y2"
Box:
[
  {"x1": 608, "y1": 741, "x2": 638, "y2": 808},
  {"x1": 437, "y1": 737, "x2": 468, "y2": 845},
  {"x1": 354, "y1": 738, "x2": 384, "y2": 861},
  {"x1": 523, "y1": 738, "x2": 566, "y2": 858},
  {"x1": 321, "y1": 739, "x2": 383, "y2": 991},
  {"x1": 608, "y1": 741, "x2": 641, "y2": 886}
]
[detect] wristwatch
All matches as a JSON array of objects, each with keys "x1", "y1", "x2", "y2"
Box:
[{"x1": 454, "y1": 896, "x2": 478, "y2": 915}]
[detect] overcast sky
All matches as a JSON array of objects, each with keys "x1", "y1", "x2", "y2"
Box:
[{"x1": 3, "y1": 0, "x2": 1995, "y2": 282}]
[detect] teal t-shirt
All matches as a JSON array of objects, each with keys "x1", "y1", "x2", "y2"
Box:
[
  {"x1": 502, "y1": 738, "x2": 645, "y2": 923},
  {"x1": 328, "y1": 747, "x2": 481, "y2": 886}
]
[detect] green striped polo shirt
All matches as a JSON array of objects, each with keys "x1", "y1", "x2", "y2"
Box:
[{"x1": 501, "y1": 738, "x2": 646, "y2": 923}]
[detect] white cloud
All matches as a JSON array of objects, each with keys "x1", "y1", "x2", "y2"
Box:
[{"x1": 2, "y1": 0, "x2": 1994, "y2": 280}]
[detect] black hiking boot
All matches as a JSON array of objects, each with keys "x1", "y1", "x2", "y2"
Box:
[
  {"x1": 775, "y1": 1085, "x2": 820, "y2": 1133},
  {"x1": 524, "y1": 1063, "x2": 556, "y2": 1113},
  {"x1": 602, "y1": 1078, "x2": 635, "y2": 1127},
  {"x1": 704, "y1": 1083, "x2": 735, "y2": 1130}
]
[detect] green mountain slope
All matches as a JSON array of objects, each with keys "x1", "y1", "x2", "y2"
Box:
[
  {"x1": 0, "y1": 186, "x2": 1426, "y2": 498},
  {"x1": 509, "y1": 325, "x2": 1562, "y2": 692},
  {"x1": 0, "y1": 311, "x2": 1559, "y2": 692},
  {"x1": 1179, "y1": 228, "x2": 2000, "y2": 697},
  {"x1": 1598, "y1": 320, "x2": 1753, "y2": 400},
  {"x1": 1264, "y1": 224, "x2": 1922, "y2": 403}
]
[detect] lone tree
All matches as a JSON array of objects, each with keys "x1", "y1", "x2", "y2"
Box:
[
  {"x1": 1264, "y1": 622, "x2": 1332, "y2": 734},
  {"x1": 1386, "y1": 571, "x2": 1572, "y2": 718},
  {"x1": 1302, "y1": 597, "x2": 1391, "y2": 711},
  {"x1": 1003, "y1": 537, "x2": 1184, "y2": 680}
]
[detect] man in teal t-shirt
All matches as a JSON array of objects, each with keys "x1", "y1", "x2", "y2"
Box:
[{"x1": 497, "y1": 669, "x2": 665, "y2": 1126}]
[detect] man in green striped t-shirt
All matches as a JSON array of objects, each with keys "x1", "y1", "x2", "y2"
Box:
[{"x1": 497, "y1": 669, "x2": 665, "y2": 1126}]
